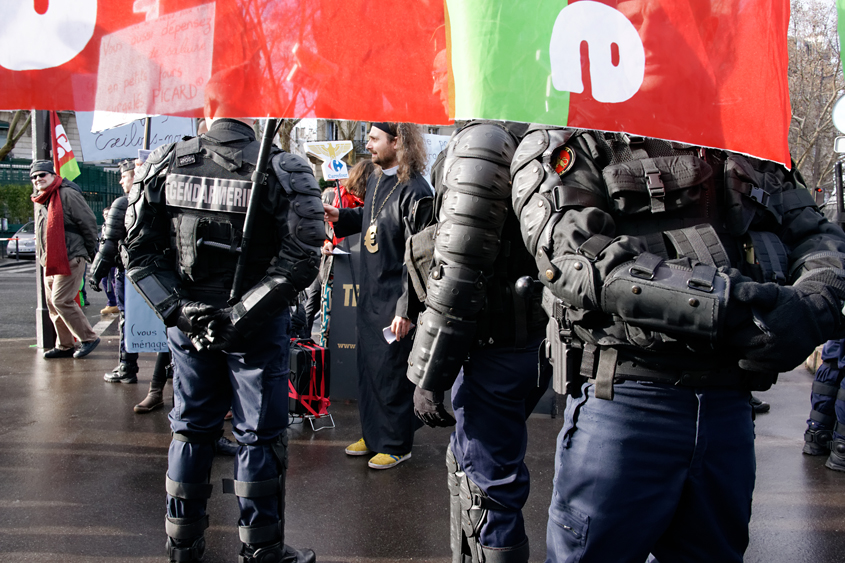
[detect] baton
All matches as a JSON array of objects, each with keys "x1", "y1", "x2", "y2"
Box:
[{"x1": 230, "y1": 118, "x2": 279, "y2": 304}]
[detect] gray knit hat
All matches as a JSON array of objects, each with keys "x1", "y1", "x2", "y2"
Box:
[{"x1": 30, "y1": 160, "x2": 55, "y2": 176}]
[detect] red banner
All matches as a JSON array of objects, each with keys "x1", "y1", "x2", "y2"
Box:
[
  {"x1": 0, "y1": 0, "x2": 449, "y2": 123},
  {"x1": 50, "y1": 111, "x2": 81, "y2": 180},
  {"x1": 0, "y1": 1, "x2": 792, "y2": 164}
]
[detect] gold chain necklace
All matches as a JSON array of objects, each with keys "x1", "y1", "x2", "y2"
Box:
[{"x1": 364, "y1": 172, "x2": 400, "y2": 253}]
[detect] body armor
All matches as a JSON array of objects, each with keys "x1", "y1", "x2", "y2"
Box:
[
  {"x1": 124, "y1": 122, "x2": 322, "y2": 335},
  {"x1": 510, "y1": 128, "x2": 845, "y2": 398},
  {"x1": 407, "y1": 121, "x2": 546, "y2": 393}
]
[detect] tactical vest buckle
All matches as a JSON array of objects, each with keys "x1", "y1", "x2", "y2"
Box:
[
  {"x1": 748, "y1": 186, "x2": 769, "y2": 207},
  {"x1": 646, "y1": 172, "x2": 665, "y2": 198}
]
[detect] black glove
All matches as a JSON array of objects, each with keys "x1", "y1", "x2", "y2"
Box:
[
  {"x1": 88, "y1": 277, "x2": 102, "y2": 292},
  {"x1": 203, "y1": 308, "x2": 244, "y2": 352},
  {"x1": 175, "y1": 301, "x2": 217, "y2": 337},
  {"x1": 413, "y1": 387, "x2": 456, "y2": 428},
  {"x1": 727, "y1": 272, "x2": 845, "y2": 372}
]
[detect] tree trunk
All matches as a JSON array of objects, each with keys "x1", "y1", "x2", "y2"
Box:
[{"x1": 0, "y1": 110, "x2": 33, "y2": 161}]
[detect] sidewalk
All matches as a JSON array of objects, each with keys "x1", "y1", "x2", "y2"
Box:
[{"x1": 0, "y1": 333, "x2": 843, "y2": 562}]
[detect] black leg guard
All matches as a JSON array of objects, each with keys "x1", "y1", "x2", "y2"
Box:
[
  {"x1": 165, "y1": 515, "x2": 209, "y2": 562},
  {"x1": 803, "y1": 426, "x2": 832, "y2": 456},
  {"x1": 826, "y1": 438, "x2": 845, "y2": 472},
  {"x1": 446, "y1": 447, "x2": 466, "y2": 563},
  {"x1": 446, "y1": 446, "x2": 518, "y2": 563},
  {"x1": 226, "y1": 432, "x2": 316, "y2": 563}
]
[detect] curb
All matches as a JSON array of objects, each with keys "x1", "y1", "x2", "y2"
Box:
[{"x1": 0, "y1": 259, "x2": 36, "y2": 268}]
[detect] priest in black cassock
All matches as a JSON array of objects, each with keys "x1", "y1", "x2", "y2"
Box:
[{"x1": 324, "y1": 122, "x2": 433, "y2": 469}]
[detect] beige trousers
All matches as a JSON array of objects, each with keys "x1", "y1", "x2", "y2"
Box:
[{"x1": 45, "y1": 256, "x2": 98, "y2": 349}]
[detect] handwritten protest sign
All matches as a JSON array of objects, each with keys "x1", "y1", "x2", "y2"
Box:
[
  {"x1": 422, "y1": 133, "x2": 450, "y2": 183},
  {"x1": 77, "y1": 113, "x2": 194, "y2": 161},
  {"x1": 124, "y1": 281, "x2": 169, "y2": 353},
  {"x1": 94, "y1": 4, "x2": 215, "y2": 117}
]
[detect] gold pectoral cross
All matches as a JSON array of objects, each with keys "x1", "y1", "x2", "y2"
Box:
[{"x1": 365, "y1": 223, "x2": 379, "y2": 253}]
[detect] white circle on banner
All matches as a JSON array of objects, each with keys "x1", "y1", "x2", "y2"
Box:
[{"x1": 833, "y1": 96, "x2": 845, "y2": 134}]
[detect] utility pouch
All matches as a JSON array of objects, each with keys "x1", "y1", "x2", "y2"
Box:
[
  {"x1": 603, "y1": 155, "x2": 712, "y2": 215},
  {"x1": 405, "y1": 223, "x2": 437, "y2": 302},
  {"x1": 602, "y1": 253, "x2": 728, "y2": 343}
]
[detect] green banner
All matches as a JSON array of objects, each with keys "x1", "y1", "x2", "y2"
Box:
[
  {"x1": 448, "y1": 0, "x2": 571, "y2": 124},
  {"x1": 60, "y1": 159, "x2": 81, "y2": 182}
]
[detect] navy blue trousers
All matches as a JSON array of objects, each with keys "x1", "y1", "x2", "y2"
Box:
[
  {"x1": 166, "y1": 311, "x2": 291, "y2": 532},
  {"x1": 451, "y1": 339, "x2": 545, "y2": 548},
  {"x1": 546, "y1": 380, "x2": 755, "y2": 563}
]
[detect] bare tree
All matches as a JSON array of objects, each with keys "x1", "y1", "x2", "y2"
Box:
[
  {"x1": 788, "y1": 0, "x2": 843, "y2": 198},
  {"x1": 277, "y1": 119, "x2": 301, "y2": 153},
  {"x1": 329, "y1": 120, "x2": 361, "y2": 165},
  {"x1": 0, "y1": 110, "x2": 32, "y2": 161}
]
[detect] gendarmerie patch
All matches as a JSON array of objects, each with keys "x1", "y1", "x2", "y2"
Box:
[
  {"x1": 165, "y1": 173, "x2": 252, "y2": 213},
  {"x1": 178, "y1": 155, "x2": 197, "y2": 166},
  {"x1": 554, "y1": 146, "x2": 576, "y2": 177}
]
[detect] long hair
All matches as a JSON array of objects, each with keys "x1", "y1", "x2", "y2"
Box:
[
  {"x1": 345, "y1": 160, "x2": 375, "y2": 200},
  {"x1": 394, "y1": 123, "x2": 427, "y2": 184}
]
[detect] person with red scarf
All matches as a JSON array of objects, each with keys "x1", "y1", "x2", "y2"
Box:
[{"x1": 30, "y1": 160, "x2": 100, "y2": 359}]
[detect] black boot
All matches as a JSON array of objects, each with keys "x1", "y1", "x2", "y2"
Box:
[
  {"x1": 826, "y1": 438, "x2": 845, "y2": 472},
  {"x1": 238, "y1": 542, "x2": 316, "y2": 563},
  {"x1": 166, "y1": 536, "x2": 206, "y2": 562},
  {"x1": 803, "y1": 426, "x2": 832, "y2": 456},
  {"x1": 104, "y1": 363, "x2": 138, "y2": 384}
]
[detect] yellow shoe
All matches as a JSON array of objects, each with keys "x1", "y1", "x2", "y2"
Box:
[
  {"x1": 368, "y1": 452, "x2": 412, "y2": 469},
  {"x1": 100, "y1": 305, "x2": 119, "y2": 315},
  {"x1": 344, "y1": 438, "x2": 372, "y2": 456}
]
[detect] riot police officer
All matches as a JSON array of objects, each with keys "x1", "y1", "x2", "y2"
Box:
[
  {"x1": 90, "y1": 159, "x2": 139, "y2": 383},
  {"x1": 407, "y1": 121, "x2": 550, "y2": 563},
  {"x1": 123, "y1": 107, "x2": 323, "y2": 561},
  {"x1": 507, "y1": 128, "x2": 845, "y2": 562}
]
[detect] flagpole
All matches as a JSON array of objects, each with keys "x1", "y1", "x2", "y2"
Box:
[
  {"x1": 143, "y1": 117, "x2": 152, "y2": 151},
  {"x1": 32, "y1": 110, "x2": 57, "y2": 350}
]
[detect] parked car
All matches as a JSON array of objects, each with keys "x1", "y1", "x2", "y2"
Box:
[{"x1": 6, "y1": 221, "x2": 35, "y2": 258}]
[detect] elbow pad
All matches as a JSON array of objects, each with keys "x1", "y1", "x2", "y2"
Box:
[
  {"x1": 126, "y1": 264, "x2": 182, "y2": 324},
  {"x1": 601, "y1": 253, "x2": 729, "y2": 343},
  {"x1": 230, "y1": 275, "x2": 298, "y2": 338}
]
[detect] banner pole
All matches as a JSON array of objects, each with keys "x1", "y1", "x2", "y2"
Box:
[{"x1": 32, "y1": 110, "x2": 56, "y2": 349}]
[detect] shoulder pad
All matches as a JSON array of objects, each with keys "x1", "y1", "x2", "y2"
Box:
[
  {"x1": 174, "y1": 137, "x2": 201, "y2": 158},
  {"x1": 272, "y1": 151, "x2": 314, "y2": 174},
  {"x1": 450, "y1": 122, "x2": 517, "y2": 166},
  {"x1": 112, "y1": 195, "x2": 129, "y2": 212},
  {"x1": 271, "y1": 152, "x2": 320, "y2": 197},
  {"x1": 148, "y1": 142, "x2": 176, "y2": 165},
  {"x1": 135, "y1": 142, "x2": 176, "y2": 184}
]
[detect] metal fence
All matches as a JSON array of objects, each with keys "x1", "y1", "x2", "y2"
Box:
[{"x1": 0, "y1": 158, "x2": 122, "y2": 225}]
